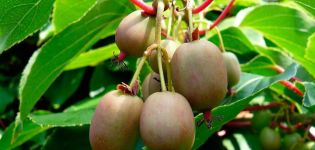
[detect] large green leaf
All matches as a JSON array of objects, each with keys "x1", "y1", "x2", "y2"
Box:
[
  {"x1": 240, "y1": 4, "x2": 315, "y2": 77},
  {"x1": 305, "y1": 32, "x2": 315, "y2": 64},
  {"x1": 294, "y1": 0, "x2": 315, "y2": 17},
  {"x1": 209, "y1": 27, "x2": 256, "y2": 55},
  {"x1": 255, "y1": 45, "x2": 293, "y2": 68},
  {"x1": 0, "y1": 119, "x2": 49, "y2": 150},
  {"x1": 29, "y1": 109, "x2": 94, "y2": 127},
  {"x1": 0, "y1": 0, "x2": 54, "y2": 53},
  {"x1": 53, "y1": 0, "x2": 97, "y2": 33},
  {"x1": 192, "y1": 64, "x2": 298, "y2": 149},
  {"x1": 303, "y1": 82, "x2": 315, "y2": 111},
  {"x1": 241, "y1": 56, "x2": 277, "y2": 76},
  {"x1": 64, "y1": 44, "x2": 119, "y2": 71},
  {"x1": 18, "y1": 0, "x2": 135, "y2": 120}
]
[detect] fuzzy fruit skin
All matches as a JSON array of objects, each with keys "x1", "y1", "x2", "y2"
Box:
[
  {"x1": 140, "y1": 92, "x2": 195, "y2": 150},
  {"x1": 89, "y1": 90, "x2": 143, "y2": 150},
  {"x1": 251, "y1": 110, "x2": 272, "y2": 131},
  {"x1": 171, "y1": 39, "x2": 227, "y2": 111},
  {"x1": 149, "y1": 40, "x2": 179, "y2": 73},
  {"x1": 259, "y1": 127, "x2": 281, "y2": 150},
  {"x1": 223, "y1": 52, "x2": 241, "y2": 88},
  {"x1": 142, "y1": 72, "x2": 161, "y2": 100},
  {"x1": 283, "y1": 133, "x2": 303, "y2": 150},
  {"x1": 115, "y1": 11, "x2": 156, "y2": 57}
]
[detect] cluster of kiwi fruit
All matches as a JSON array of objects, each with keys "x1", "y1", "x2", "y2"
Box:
[
  {"x1": 89, "y1": 1, "x2": 241, "y2": 150},
  {"x1": 251, "y1": 111, "x2": 315, "y2": 150}
]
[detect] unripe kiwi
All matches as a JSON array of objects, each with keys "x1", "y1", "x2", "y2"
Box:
[
  {"x1": 115, "y1": 11, "x2": 156, "y2": 57},
  {"x1": 223, "y1": 52, "x2": 241, "y2": 88},
  {"x1": 142, "y1": 72, "x2": 161, "y2": 100},
  {"x1": 251, "y1": 110, "x2": 272, "y2": 131},
  {"x1": 149, "y1": 40, "x2": 179, "y2": 73},
  {"x1": 89, "y1": 90, "x2": 143, "y2": 150},
  {"x1": 140, "y1": 92, "x2": 195, "y2": 150},
  {"x1": 259, "y1": 127, "x2": 281, "y2": 150},
  {"x1": 283, "y1": 133, "x2": 303, "y2": 150},
  {"x1": 171, "y1": 39, "x2": 227, "y2": 111}
]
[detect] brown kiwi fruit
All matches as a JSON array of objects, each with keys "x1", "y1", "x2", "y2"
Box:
[
  {"x1": 89, "y1": 90, "x2": 143, "y2": 150},
  {"x1": 142, "y1": 72, "x2": 161, "y2": 100},
  {"x1": 223, "y1": 52, "x2": 241, "y2": 88},
  {"x1": 115, "y1": 11, "x2": 156, "y2": 57},
  {"x1": 140, "y1": 91, "x2": 195, "y2": 150},
  {"x1": 171, "y1": 39, "x2": 227, "y2": 111}
]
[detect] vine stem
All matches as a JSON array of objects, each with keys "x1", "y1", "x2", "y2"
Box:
[
  {"x1": 161, "y1": 47, "x2": 173, "y2": 91},
  {"x1": 186, "y1": 0, "x2": 194, "y2": 41},
  {"x1": 214, "y1": 27, "x2": 225, "y2": 52},
  {"x1": 199, "y1": 0, "x2": 235, "y2": 35},
  {"x1": 130, "y1": 0, "x2": 155, "y2": 15},
  {"x1": 156, "y1": 0, "x2": 167, "y2": 91},
  {"x1": 129, "y1": 44, "x2": 158, "y2": 88},
  {"x1": 167, "y1": 1, "x2": 174, "y2": 37},
  {"x1": 192, "y1": 0, "x2": 214, "y2": 14}
]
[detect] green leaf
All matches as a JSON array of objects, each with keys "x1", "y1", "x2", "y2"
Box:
[
  {"x1": 44, "y1": 69, "x2": 86, "y2": 109},
  {"x1": 53, "y1": 0, "x2": 97, "y2": 33},
  {"x1": 192, "y1": 64, "x2": 298, "y2": 149},
  {"x1": 305, "y1": 32, "x2": 315, "y2": 64},
  {"x1": 294, "y1": 0, "x2": 315, "y2": 17},
  {"x1": 64, "y1": 44, "x2": 119, "y2": 71},
  {"x1": 241, "y1": 56, "x2": 278, "y2": 76},
  {"x1": 0, "y1": 119, "x2": 49, "y2": 150},
  {"x1": 18, "y1": 0, "x2": 135, "y2": 120},
  {"x1": 240, "y1": 4, "x2": 315, "y2": 77},
  {"x1": 209, "y1": 27, "x2": 256, "y2": 55},
  {"x1": 303, "y1": 82, "x2": 315, "y2": 111},
  {"x1": 255, "y1": 45, "x2": 293, "y2": 68},
  {"x1": 0, "y1": 0, "x2": 54, "y2": 53},
  {"x1": 65, "y1": 96, "x2": 102, "y2": 112},
  {"x1": 29, "y1": 109, "x2": 94, "y2": 127}
]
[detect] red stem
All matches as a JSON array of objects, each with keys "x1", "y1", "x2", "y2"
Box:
[
  {"x1": 192, "y1": 0, "x2": 214, "y2": 14},
  {"x1": 279, "y1": 80, "x2": 304, "y2": 97},
  {"x1": 244, "y1": 102, "x2": 283, "y2": 112},
  {"x1": 224, "y1": 120, "x2": 252, "y2": 128},
  {"x1": 130, "y1": 0, "x2": 155, "y2": 15},
  {"x1": 199, "y1": 0, "x2": 235, "y2": 35}
]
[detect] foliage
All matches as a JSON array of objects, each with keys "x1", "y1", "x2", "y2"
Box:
[{"x1": 0, "y1": 0, "x2": 314, "y2": 149}]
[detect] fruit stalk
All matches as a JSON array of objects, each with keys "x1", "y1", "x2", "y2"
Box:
[
  {"x1": 186, "y1": 0, "x2": 194, "y2": 41},
  {"x1": 214, "y1": 27, "x2": 225, "y2": 52},
  {"x1": 161, "y1": 47, "x2": 173, "y2": 91},
  {"x1": 155, "y1": 0, "x2": 167, "y2": 91},
  {"x1": 199, "y1": 0, "x2": 235, "y2": 35},
  {"x1": 129, "y1": 44, "x2": 158, "y2": 88},
  {"x1": 130, "y1": 0, "x2": 155, "y2": 15},
  {"x1": 192, "y1": 0, "x2": 214, "y2": 14},
  {"x1": 167, "y1": 2, "x2": 174, "y2": 37}
]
